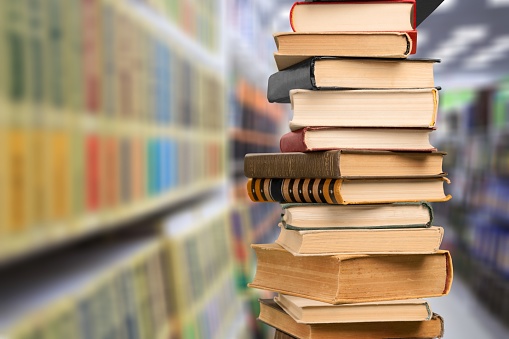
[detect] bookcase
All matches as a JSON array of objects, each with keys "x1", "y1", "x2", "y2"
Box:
[
  {"x1": 432, "y1": 78, "x2": 509, "y2": 326},
  {"x1": 0, "y1": 0, "x2": 226, "y2": 260},
  {"x1": 0, "y1": 0, "x2": 263, "y2": 338},
  {"x1": 226, "y1": 0, "x2": 291, "y2": 337}
]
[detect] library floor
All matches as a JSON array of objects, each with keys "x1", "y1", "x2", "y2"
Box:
[{"x1": 429, "y1": 277, "x2": 508, "y2": 338}]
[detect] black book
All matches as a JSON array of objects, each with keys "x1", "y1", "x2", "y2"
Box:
[
  {"x1": 267, "y1": 57, "x2": 439, "y2": 103},
  {"x1": 304, "y1": 0, "x2": 444, "y2": 27}
]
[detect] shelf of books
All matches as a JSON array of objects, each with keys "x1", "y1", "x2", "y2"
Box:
[
  {"x1": 433, "y1": 78, "x2": 509, "y2": 326},
  {"x1": 0, "y1": 0, "x2": 227, "y2": 263},
  {"x1": 0, "y1": 0, "x2": 258, "y2": 337},
  {"x1": 226, "y1": 1, "x2": 290, "y2": 334}
]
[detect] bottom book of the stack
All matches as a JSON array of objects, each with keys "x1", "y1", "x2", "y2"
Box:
[{"x1": 260, "y1": 298, "x2": 444, "y2": 339}]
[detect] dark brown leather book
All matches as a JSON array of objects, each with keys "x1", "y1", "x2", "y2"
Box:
[
  {"x1": 260, "y1": 299, "x2": 444, "y2": 339},
  {"x1": 244, "y1": 150, "x2": 445, "y2": 179},
  {"x1": 249, "y1": 244, "x2": 453, "y2": 304}
]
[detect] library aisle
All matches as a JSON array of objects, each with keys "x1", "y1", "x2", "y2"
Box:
[
  {"x1": 0, "y1": 0, "x2": 509, "y2": 338},
  {"x1": 429, "y1": 278, "x2": 509, "y2": 339}
]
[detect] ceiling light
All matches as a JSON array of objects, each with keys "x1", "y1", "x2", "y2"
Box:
[
  {"x1": 487, "y1": 0, "x2": 509, "y2": 7},
  {"x1": 451, "y1": 25, "x2": 489, "y2": 43}
]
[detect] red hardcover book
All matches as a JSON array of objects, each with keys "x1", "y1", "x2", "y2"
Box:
[
  {"x1": 290, "y1": 1, "x2": 416, "y2": 32},
  {"x1": 280, "y1": 127, "x2": 436, "y2": 152}
]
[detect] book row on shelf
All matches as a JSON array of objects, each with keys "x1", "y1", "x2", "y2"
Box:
[
  {"x1": 0, "y1": 196, "x2": 249, "y2": 339},
  {"x1": 433, "y1": 77, "x2": 509, "y2": 327},
  {"x1": 0, "y1": 0, "x2": 227, "y2": 262},
  {"x1": 137, "y1": 0, "x2": 221, "y2": 51}
]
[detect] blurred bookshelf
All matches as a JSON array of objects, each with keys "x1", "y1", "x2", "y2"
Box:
[
  {"x1": 0, "y1": 0, "x2": 275, "y2": 338},
  {"x1": 433, "y1": 77, "x2": 509, "y2": 327}
]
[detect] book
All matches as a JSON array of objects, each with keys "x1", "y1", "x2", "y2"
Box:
[
  {"x1": 247, "y1": 177, "x2": 451, "y2": 205},
  {"x1": 275, "y1": 294, "x2": 433, "y2": 323},
  {"x1": 280, "y1": 127, "x2": 436, "y2": 153},
  {"x1": 269, "y1": 57, "x2": 438, "y2": 102},
  {"x1": 249, "y1": 244, "x2": 453, "y2": 304},
  {"x1": 289, "y1": 88, "x2": 439, "y2": 129},
  {"x1": 304, "y1": 0, "x2": 444, "y2": 27},
  {"x1": 290, "y1": 1, "x2": 416, "y2": 33},
  {"x1": 274, "y1": 329, "x2": 296, "y2": 339},
  {"x1": 244, "y1": 151, "x2": 445, "y2": 179},
  {"x1": 273, "y1": 31, "x2": 416, "y2": 71},
  {"x1": 276, "y1": 224, "x2": 444, "y2": 255},
  {"x1": 281, "y1": 202, "x2": 434, "y2": 230},
  {"x1": 259, "y1": 299, "x2": 445, "y2": 339}
]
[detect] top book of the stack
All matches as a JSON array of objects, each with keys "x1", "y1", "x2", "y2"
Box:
[{"x1": 274, "y1": 0, "x2": 444, "y2": 69}]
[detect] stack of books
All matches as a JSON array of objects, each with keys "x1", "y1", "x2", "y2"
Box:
[{"x1": 244, "y1": 1, "x2": 453, "y2": 338}]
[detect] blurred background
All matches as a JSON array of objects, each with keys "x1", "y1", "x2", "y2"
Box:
[{"x1": 0, "y1": 0, "x2": 508, "y2": 338}]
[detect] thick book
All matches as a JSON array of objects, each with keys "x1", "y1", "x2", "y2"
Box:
[
  {"x1": 281, "y1": 202, "x2": 434, "y2": 230},
  {"x1": 304, "y1": 0, "x2": 444, "y2": 27},
  {"x1": 246, "y1": 177, "x2": 451, "y2": 205},
  {"x1": 269, "y1": 57, "x2": 438, "y2": 102},
  {"x1": 273, "y1": 32, "x2": 416, "y2": 71},
  {"x1": 260, "y1": 299, "x2": 445, "y2": 339},
  {"x1": 289, "y1": 88, "x2": 439, "y2": 129},
  {"x1": 276, "y1": 224, "x2": 444, "y2": 255},
  {"x1": 275, "y1": 294, "x2": 433, "y2": 323},
  {"x1": 274, "y1": 329, "x2": 296, "y2": 339},
  {"x1": 249, "y1": 244, "x2": 453, "y2": 304},
  {"x1": 244, "y1": 151, "x2": 445, "y2": 179},
  {"x1": 279, "y1": 127, "x2": 436, "y2": 152},
  {"x1": 290, "y1": 1, "x2": 416, "y2": 33}
]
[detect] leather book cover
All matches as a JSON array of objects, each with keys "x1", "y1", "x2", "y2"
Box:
[
  {"x1": 279, "y1": 127, "x2": 437, "y2": 153},
  {"x1": 244, "y1": 151, "x2": 446, "y2": 179},
  {"x1": 246, "y1": 177, "x2": 452, "y2": 204},
  {"x1": 269, "y1": 57, "x2": 439, "y2": 102}
]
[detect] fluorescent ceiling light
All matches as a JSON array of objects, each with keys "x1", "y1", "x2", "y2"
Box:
[
  {"x1": 451, "y1": 25, "x2": 489, "y2": 43},
  {"x1": 487, "y1": 0, "x2": 509, "y2": 7}
]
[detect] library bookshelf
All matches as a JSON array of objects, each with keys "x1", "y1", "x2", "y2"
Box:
[
  {"x1": 0, "y1": 0, "x2": 256, "y2": 338},
  {"x1": 432, "y1": 80, "x2": 509, "y2": 326}
]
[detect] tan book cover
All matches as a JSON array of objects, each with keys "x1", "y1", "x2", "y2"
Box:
[
  {"x1": 259, "y1": 299, "x2": 444, "y2": 339},
  {"x1": 249, "y1": 244, "x2": 453, "y2": 304},
  {"x1": 276, "y1": 225, "x2": 444, "y2": 255}
]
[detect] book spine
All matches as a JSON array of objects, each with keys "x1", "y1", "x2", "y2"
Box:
[
  {"x1": 267, "y1": 59, "x2": 315, "y2": 103},
  {"x1": 407, "y1": 30, "x2": 417, "y2": 54},
  {"x1": 279, "y1": 128, "x2": 309, "y2": 152},
  {"x1": 244, "y1": 152, "x2": 341, "y2": 178},
  {"x1": 247, "y1": 178, "x2": 344, "y2": 204}
]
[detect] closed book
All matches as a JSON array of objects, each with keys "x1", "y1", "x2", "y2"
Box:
[
  {"x1": 246, "y1": 177, "x2": 451, "y2": 205},
  {"x1": 304, "y1": 0, "x2": 444, "y2": 27},
  {"x1": 289, "y1": 88, "x2": 439, "y2": 129},
  {"x1": 281, "y1": 202, "x2": 434, "y2": 230},
  {"x1": 269, "y1": 57, "x2": 437, "y2": 102},
  {"x1": 273, "y1": 31, "x2": 416, "y2": 72},
  {"x1": 275, "y1": 294, "x2": 433, "y2": 323},
  {"x1": 290, "y1": 1, "x2": 416, "y2": 32},
  {"x1": 280, "y1": 127, "x2": 436, "y2": 152},
  {"x1": 276, "y1": 224, "x2": 444, "y2": 255},
  {"x1": 249, "y1": 244, "x2": 453, "y2": 304},
  {"x1": 244, "y1": 151, "x2": 445, "y2": 179},
  {"x1": 259, "y1": 299, "x2": 445, "y2": 339},
  {"x1": 274, "y1": 329, "x2": 296, "y2": 339}
]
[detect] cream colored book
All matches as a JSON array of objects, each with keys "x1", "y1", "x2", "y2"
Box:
[
  {"x1": 275, "y1": 294, "x2": 432, "y2": 324},
  {"x1": 281, "y1": 203, "x2": 434, "y2": 230},
  {"x1": 276, "y1": 224, "x2": 444, "y2": 255},
  {"x1": 289, "y1": 88, "x2": 439, "y2": 130}
]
